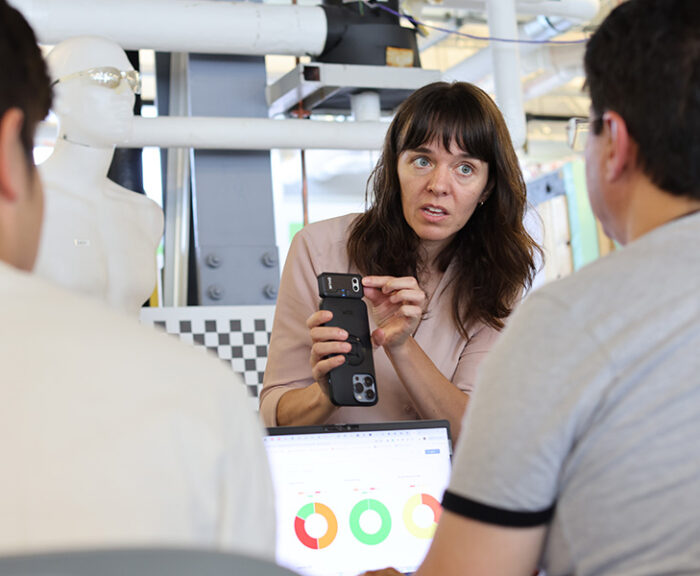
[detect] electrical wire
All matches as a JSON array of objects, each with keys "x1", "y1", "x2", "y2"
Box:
[{"x1": 361, "y1": 0, "x2": 591, "y2": 45}]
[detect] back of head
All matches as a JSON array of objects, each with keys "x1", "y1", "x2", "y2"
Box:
[
  {"x1": 585, "y1": 0, "x2": 700, "y2": 199},
  {"x1": 0, "y1": 0, "x2": 52, "y2": 159}
]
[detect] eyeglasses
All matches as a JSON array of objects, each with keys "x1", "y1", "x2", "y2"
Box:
[
  {"x1": 51, "y1": 67, "x2": 141, "y2": 95},
  {"x1": 566, "y1": 117, "x2": 590, "y2": 151}
]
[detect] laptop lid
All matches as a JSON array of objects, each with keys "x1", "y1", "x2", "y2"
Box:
[{"x1": 264, "y1": 420, "x2": 452, "y2": 576}]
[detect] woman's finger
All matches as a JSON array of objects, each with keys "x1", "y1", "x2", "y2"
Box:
[
  {"x1": 311, "y1": 354, "x2": 346, "y2": 382},
  {"x1": 306, "y1": 309, "x2": 333, "y2": 329},
  {"x1": 311, "y1": 340, "x2": 352, "y2": 361},
  {"x1": 363, "y1": 275, "x2": 420, "y2": 293},
  {"x1": 388, "y1": 287, "x2": 427, "y2": 307},
  {"x1": 396, "y1": 304, "x2": 425, "y2": 320},
  {"x1": 309, "y1": 325, "x2": 349, "y2": 344}
]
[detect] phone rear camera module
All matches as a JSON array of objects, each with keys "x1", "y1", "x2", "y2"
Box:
[{"x1": 352, "y1": 277, "x2": 360, "y2": 293}]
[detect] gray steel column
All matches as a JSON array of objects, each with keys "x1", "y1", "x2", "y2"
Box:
[{"x1": 188, "y1": 54, "x2": 279, "y2": 305}]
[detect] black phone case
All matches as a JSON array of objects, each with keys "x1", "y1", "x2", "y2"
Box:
[
  {"x1": 317, "y1": 272, "x2": 364, "y2": 299},
  {"x1": 320, "y1": 296, "x2": 378, "y2": 407}
]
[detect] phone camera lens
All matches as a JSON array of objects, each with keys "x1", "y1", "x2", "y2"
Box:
[
  {"x1": 354, "y1": 382, "x2": 364, "y2": 394},
  {"x1": 364, "y1": 376, "x2": 373, "y2": 386},
  {"x1": 365, "y1": 389, "x2": 376, "y2": 400}
]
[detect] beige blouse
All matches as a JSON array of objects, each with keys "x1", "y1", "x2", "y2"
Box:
[{"x1": 259, "y1": 213, "x2": 502, "y2": 426}]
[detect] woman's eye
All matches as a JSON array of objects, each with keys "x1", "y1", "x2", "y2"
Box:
[
  {"x1": 458, "y1": 164, "x2": 473, "y2": 176},
  {"x1": 413, "y1": 157, "x2": 430, "y2": 168}
]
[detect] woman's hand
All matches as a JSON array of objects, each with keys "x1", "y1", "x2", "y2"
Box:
[
  {"x1": 307, "y1": 309, "x2": 352, "y2": 395},
  {"x1": 362, "y1": 276, "x2": 427, "y2": 350},
  {"x1": 360, "y1": 568, "x2": 403, "y2": 576}
]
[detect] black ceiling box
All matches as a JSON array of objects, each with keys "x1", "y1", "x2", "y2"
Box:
[{"x1": 319, "y1": 0, "x2": 421, "y2": 68}]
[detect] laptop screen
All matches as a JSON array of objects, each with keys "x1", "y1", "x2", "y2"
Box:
[{"x1": 264, "y1": 421, "x2": 452, "y2": 576}]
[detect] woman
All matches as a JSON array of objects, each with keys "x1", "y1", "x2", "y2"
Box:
[{"x1": 260, "y1": 81, "x2": 540, "y2": 439}]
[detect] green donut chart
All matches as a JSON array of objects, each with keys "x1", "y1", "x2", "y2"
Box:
[
  {"x1": 403, "y1": 493, "x2": 442, "y2": 539},
  {"x1": 349, "y1": 498, "x2": 392, "y2": 545}
]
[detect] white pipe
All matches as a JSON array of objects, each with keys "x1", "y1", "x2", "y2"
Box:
[
  {"x1": 425, "y1": 0, "x2": 599, "y2": 23},
  {"x1": 121, "y1": 117, "x2": 388, "y2": 150},
  {"x1": 520, "y1": 43, "x2": 584, "y2": 77},
  {"x1": 9, "y1": 0, "x2": 328, "y2": 56},
  {"x1": 521, "y1": 43, "x2": 584, "y2": 100},
  {"x1": 523, "y1": 68, "x2": 580, "y2": 100},
  {"x1": 488, "y1": 0, "x2": 527, "y2": 149},
  {"x1": 443, "y1": 16, "x2": 575, "y2": 84},
  {"x1": 350, "y1": 92, "x2": 382, "y2": 122},
  {"x1": 443, "y1": 49, "x2": 494, "y2": 84}
]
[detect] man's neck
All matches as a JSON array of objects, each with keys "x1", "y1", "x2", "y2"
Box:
[{"x1": 625, "y1": 175, "x2": 700, "y2": 242}]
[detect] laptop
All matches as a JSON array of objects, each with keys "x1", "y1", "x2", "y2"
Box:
[{"x1": 264, "y1": 420, "x2": 452, "y2": 576}]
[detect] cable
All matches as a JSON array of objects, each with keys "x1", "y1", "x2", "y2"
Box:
[{"x1": 361, "y1": 0, "x2": 590, "y2": 45}]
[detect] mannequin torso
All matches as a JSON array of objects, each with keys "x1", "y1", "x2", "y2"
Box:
[{"x1": 34, "y1": 36, "x2": 164, "y2": 316}]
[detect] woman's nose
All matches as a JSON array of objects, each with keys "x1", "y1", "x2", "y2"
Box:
[{"x1": 427, "y1": 164, "x2": 450, "y2": 195}]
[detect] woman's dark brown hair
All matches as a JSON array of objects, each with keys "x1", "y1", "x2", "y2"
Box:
[{"x1": 347, "y1": 81, "x2": 541, "y2": 337}]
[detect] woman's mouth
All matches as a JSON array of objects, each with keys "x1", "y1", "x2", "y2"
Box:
[{"x1": 422, "y1": 205, "x2": 447, "y2": 217}]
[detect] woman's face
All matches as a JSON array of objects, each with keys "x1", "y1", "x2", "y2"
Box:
[{"x1": 397, "y1": 139, "x2": 489, "y2": 259}]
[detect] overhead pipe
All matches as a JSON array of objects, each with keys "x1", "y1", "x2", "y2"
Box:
[
  {"x1": 443, "y1": 15, "x2": 576, "y2": 84},
  {"x1": 522, "y1": 67, "x2": 580, "y2": 100},
  {"x1": 521, "y1": 43, "x2": 585, "y2": 100},
  {"x1": 120, "y1": 117, "x2": 388, "y2": 150},
  {"x1": 423, "y1": 0, "x2": 599, "y2": 23},
  {"x1": 487, "y1": 0, "x2": 527, "y2": 149},
  {"x1": 8, "y1": 0, "x2": 328, "y2": 56}
]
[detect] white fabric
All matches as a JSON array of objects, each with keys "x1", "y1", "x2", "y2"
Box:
[
  {"x1": 448, "y1": 211, "x2": 700, "y2": 576},
  {"x1": 0, "y1": 262, "x2": 275, "y2": 559}
]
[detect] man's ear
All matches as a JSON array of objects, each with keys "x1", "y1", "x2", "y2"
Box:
[
  {"x1": 0, "y1": 108, "x2": 27, "y2": 203},
  {"x1": 602, "y1": 110, "x2": 631, "y2": 183}
]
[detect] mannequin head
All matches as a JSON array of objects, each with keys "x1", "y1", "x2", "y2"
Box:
[{"x1": 48, "y1": 36, "x2": 137, "y2": 147}]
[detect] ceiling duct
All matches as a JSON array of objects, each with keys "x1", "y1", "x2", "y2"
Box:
[{"x1": 319, "y1": 0, "x2": 421, "y2": 67}]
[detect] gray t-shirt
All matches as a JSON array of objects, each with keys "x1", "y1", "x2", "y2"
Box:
[{"x1": 444, "y1": 211, "x2": 700, "y2": 575}]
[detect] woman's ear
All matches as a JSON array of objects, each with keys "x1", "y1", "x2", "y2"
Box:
[
  {"x1": 479, "y1": 180, "x2": 495, "y2": 205},
  {"x1": 0, "y1": 108, "x2": 27, "y2": 203}
]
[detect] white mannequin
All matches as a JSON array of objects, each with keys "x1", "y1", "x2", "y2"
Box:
[{"x1": 35, "y1": 36, "x2": 164, "y2": 316}]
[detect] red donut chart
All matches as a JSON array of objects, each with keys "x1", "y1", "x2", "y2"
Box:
[{"x1": 294, "y1": 502, "x2": 338, "y2": 550}]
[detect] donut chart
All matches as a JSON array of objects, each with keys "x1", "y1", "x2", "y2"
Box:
[
  {"x1": 349, "y1": 498, "x2": 392, "y2": 545},
  {"x1": 403, "y1": 493, "x2": 442, "y2": 539},
  {"x1": 294, "y1": 502, "x2": 338, "y2": 549}
]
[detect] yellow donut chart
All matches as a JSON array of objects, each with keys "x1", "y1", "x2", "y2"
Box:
[{"x1": 403, "y1": 493, "x2": 442, "y2": 539}]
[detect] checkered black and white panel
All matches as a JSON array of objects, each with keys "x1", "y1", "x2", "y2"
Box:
[{"x1": 140, "y1": 305, "x2": 276, "y2": 411}]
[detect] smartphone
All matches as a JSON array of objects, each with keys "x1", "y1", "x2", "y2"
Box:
[{"x1": 317, "y1": 273, "x2": 378, "y2": 407}]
